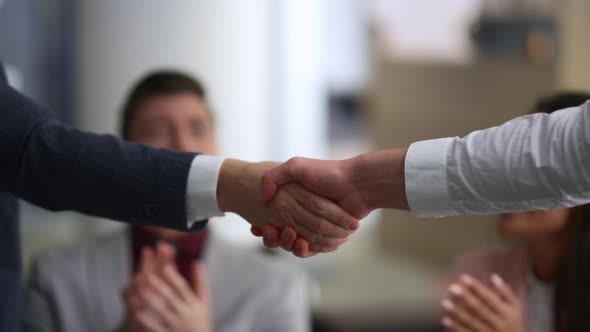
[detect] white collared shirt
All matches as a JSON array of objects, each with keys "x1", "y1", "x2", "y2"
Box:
[{"x1": 405, "y1": 101, "x2": 590, "y2": 217}]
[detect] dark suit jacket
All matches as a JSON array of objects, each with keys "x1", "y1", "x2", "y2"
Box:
[{"x1": 0, "y1": 61, "x2": 206, "y2": 331}]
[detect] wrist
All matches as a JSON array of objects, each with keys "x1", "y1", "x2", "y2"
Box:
[
  {"x1": 217, "y1": 159, "x2": 276, "y2": 215},
  {"x1": 349, "y1": 148, "x2": 409, "y2": 210},
  {"x1": 217, "y1": 159, "x2": 248, "y2": 213}
]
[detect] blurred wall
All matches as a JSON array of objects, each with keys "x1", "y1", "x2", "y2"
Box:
[
  {"x1": 77, "y1": 0, "x2": 274, "y2": 159},
  {"x1": 557, "y1": 0, "x2": 590, "y2": 90}
]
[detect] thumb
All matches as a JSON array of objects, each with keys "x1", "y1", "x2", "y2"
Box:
[
  {"x1": 191, "y1": 262, "x2": 211, "y2": 304},
  {"x1": 260, "y1": 158, "x2": 303, "y2": 202}
]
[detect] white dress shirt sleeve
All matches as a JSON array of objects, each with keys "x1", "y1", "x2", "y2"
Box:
[
  {"x1": 186, "y1": 155, "x2": 225, "y2": 228},
  {"x1": 405, "y1": 100, "x2": 590, "y2": 217}
]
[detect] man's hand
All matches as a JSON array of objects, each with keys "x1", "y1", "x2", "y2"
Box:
[
  {"x1": 217, "y1": 159, "x2": 359, "y2": 254},
  {"x1": 119, "y1": 243, "x2": 213, "y2": 332},
  {"x1": 256, "y1": 149, "x2": 409, "y2": 256},
  {"x1": 441, "y1": 274, "x2": 524, "y2": 332}
]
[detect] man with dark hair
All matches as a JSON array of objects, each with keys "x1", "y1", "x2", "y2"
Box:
[
  {"x1": 120, "y1": 70, "x2": 208, "y2": 140},
  {"x1": 23, "y1": 71, "x2": 310, "y2": 332}
]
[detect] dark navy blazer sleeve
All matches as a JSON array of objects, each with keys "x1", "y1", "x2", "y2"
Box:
[{"x1": 0, "y1": 81, "x2": 208, "y2": 232}]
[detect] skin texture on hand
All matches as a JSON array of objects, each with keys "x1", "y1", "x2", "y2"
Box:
[
  {"x1": 441, "y1": 274, "x2": 525, "y2": 332},
  {"x1": 217, "y1": 159, "x2": 359, "y2": 253},
  {"x1": 119, "y1": 243, "x2": 213, "y2": 332},
  {"x1": 255, "y1": 149, "x2": 409, "y2": 257}
]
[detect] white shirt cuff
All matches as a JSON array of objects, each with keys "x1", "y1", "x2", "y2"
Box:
[
  {"x1": 405, "y1": 137, "x2": 457, "y2": 217},
  {"x1": 186, "y1": 155, "x2": 225, "y2": 229}
]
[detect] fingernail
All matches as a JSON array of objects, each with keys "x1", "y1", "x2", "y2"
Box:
[
  {"x1": 441, "y1": 299, "x2": 454, "y2": 311},
  {"x1": 461, "y1": 274, "x2": 474, "y2": 286},
  {"x1": 449, "y1": 284, "x2": 463, "y2": 296},
  {"x1": 491, "y1": 274, "x2": 504, "y2": 287},
  {"x1": 441, "y1": 317, "x2": 454, "y2": 327},
  {"x1": 348, "y1": 222, "x2": 360, "y2": 231}
]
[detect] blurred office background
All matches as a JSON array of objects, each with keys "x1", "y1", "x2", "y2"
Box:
[{"x1": 2, "y1": 0, "x2": 589, "y2": 331}]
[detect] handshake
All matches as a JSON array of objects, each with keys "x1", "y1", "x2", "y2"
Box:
[{"x1": 217, "y1": 149, "x2": 409, "y2": 258}]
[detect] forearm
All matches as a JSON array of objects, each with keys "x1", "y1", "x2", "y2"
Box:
[
  {"x1": 1, "y1": 86, "x2": 197, "y2": 230},
  {"x1": 447, "y1": 102, "x2": 590, "y2": 213},
  {"x1": 349, "y1": 148, "x2": 409, "y2": 211}
]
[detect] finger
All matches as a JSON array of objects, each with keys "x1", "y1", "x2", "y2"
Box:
[
  {"x1": 135, "y1": 281, "x2": 177, "y2": 326},
  {"x1": 251, "y1": 226, "x2": 263, "y2": 237},
  {"x1": 139, "y1": 247, "x2": 156, "y2": 273},
  {"x1": 144, "y1": 242, "x2": 174, "y2": 278},
  {"x1": 286, "y1": 183, "x2": 359, "y2": 232},
  {"x1": 191, "y1": 262, "x2": 211, "y2": 304},
  {"x1": 260, "y1": 157, "x2": 305, "y2": 202},
  {"x1": 279, "y1": 226, "x2": 297, "y2": 251},
  {"x1": 317, "y1": 237, "x2": 349, "y2": 253},
  {"x1": 273, "y1": 192, "x2": 351, "y2": 247},
  {"x1": 293, "y1": 237, "x2": 309, "y2": 257},
  {"x1": 136, "y1": 310, "x2": 167, "y2": 332},
  {"x1": 161, "y1": 264, "x2": 195, "y2": 303},
  {"x1": 128, "y1": 294, "x2": 143, "y2": 317},
  {"x1": 262, "y1": 225, "x2": 280, "y2": 248},
  {"x1": 459, "y1": 275, "x2": 505, "y2": 321},
  {"x1": 143, "y1": 272, "x2": 183, "y2": 314},
  {"x1": 156, "y1": 242, "x2": 176, "y2": 261},
  {"x1": 293, "y1": 238, "x2": 319, "y2": 258},
  {"x1": 318, "y1": 243, "x2": 344, "y2": 253},
  {"x1": 281, "y1": 210, "x2": 349, "y2": 248},
  {"x1": 446, "y1": 284, "x2": 490, "y2": 332},
  {"x1": 491, "y1": 274, "x2": 518, "y2": 305}
]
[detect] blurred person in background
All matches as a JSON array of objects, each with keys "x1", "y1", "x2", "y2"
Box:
[
  {"x1": 23, "y1": 71, "x2": 310, "y2": 332},
  {"x1": 441, "y1": 92, "x2": 590, "y2": 332}
]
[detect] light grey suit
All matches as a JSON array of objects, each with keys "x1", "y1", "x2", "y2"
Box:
[{"x1": 23, "y1": 228, "x2": 310, "y2": 332}]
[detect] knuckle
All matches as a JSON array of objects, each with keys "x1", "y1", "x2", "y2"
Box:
[
  {"x1": 274, "y1": 199, "x2": 289, "y2": 212},
  {"x1": 287, "y1": 157, "x2": 305, "y2": 179},
  {"x1": 337, "y1": 213, "x2": 352, "y2": 228},
  {"x1": 288, "y1": 157, "x2": 303, "y2": 167},
  {"x1": 317, "y1": 235, "x2": 334, "y2": 247}
]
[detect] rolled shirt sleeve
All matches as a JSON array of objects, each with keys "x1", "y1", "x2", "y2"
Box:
[{"x1": 405, "y1": 101, "x2": 590, "y2": 217}]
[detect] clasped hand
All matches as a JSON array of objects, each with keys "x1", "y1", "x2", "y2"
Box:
[
  {"x1": 220, "y1": 150, "x2": 408, "y2": 258},
  {"x1": 118, "y1": 242, "x2": 212, "y2": 332}
]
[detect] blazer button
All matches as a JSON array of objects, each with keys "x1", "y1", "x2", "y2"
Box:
[{"x1": 144, "y1": 205, "x2": 160, "y2": 218}]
